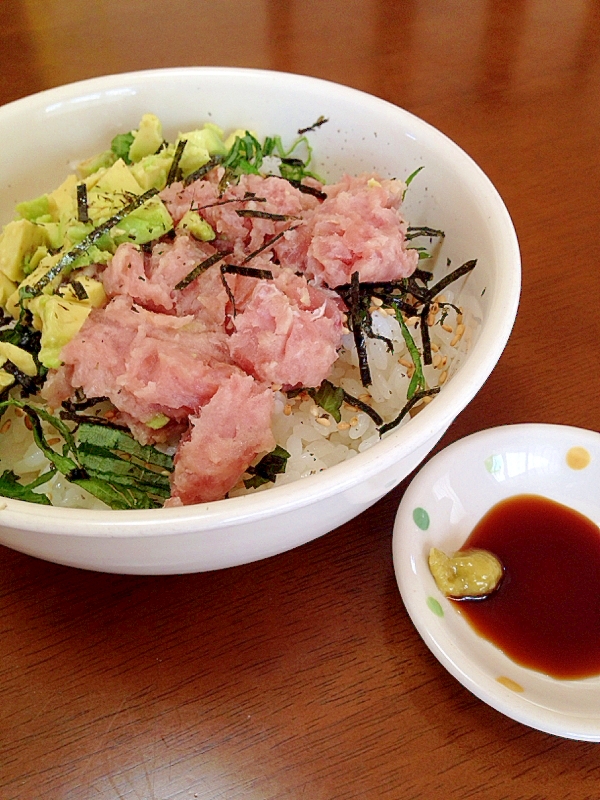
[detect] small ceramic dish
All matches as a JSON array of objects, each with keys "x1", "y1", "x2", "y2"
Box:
[{"x1": 392, "y1": 423, "x2": 600, "y2": 740}]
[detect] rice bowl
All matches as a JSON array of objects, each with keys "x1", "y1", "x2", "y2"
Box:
[{"x1": 0, "y1": 68, "x2": 520, "y2": 573}]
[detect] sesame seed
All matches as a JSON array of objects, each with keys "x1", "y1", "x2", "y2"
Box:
[
  {"x1": 406, "y1": 316, "x2": 419, "y2": 326},
  {"x1": 337, "y1": 421, "x2": 351, "y2": 431},
  {"x1": 430, "y1": 342, "x2": 440, "y2": 352},
  {"x1": 442, "y1": 323, "x2": 453, "y2": 333},
  {"x1": 432, "y1": 354, "x2": 442, "y2": 368},
  {"x1": 24, "y1": 415, "x2": 33, "y2": 430},
  {"x1": 358, "y1": 394, "x2": 371, "y2": 404},
  {"x1": 283, "y1": 404, "x2": 292, "y2": 416},
  {"x1": 350, "y1": 416, "x2": 359, "y2": 426},
  {"x1": 371, "y1": 296, "x2": 383, "y2": 307},
  {"x1": 47, "y1": 437, "x2": 61, "y2": 446},
  {"x1": 439, "y1": 370, "x2": 448, "y2": 385},
  {"x1": 316, "y1": 416, "x2": 331, "y2": 427},
  {"x1": 398, "y1": 358, "x2": 412, "y2": 369},
  {"x1": 0, "y1": 420, "x2": 11, "y2": 434}
]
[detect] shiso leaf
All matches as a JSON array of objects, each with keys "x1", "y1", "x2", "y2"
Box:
[
  {"x1": 0, "y1": 399, "x2": 173, "y2": 509},
  {"x1": 0, "y1": 469, "x2": 55, "y2": 505},
  {"x1": 111, "y1": 132, "x2": 135, "y2": 164},
  {"x1": 308, "y1": 380, "x2": 345, "y2": 423},
  {"x1": 244, "y1": 445, "x2": 291, "y2": 489}
]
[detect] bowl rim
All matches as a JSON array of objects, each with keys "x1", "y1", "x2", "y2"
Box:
[{"x1": 0, "y1": 67, "x2": 521, "y2": 535}]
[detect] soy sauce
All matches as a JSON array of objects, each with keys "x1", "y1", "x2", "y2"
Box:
[{"x1": 454, "y1": 494, "x2": 600, "y2": 679}]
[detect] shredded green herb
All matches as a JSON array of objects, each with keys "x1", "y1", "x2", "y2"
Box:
[
  {"x1": 308, "y1": 380, "x2": 345, "y2": 423},
  {"x1": 111, "y1": 131, "x2": 134, "y2": 164},
  {"x1": 0, "y1": 398, "x2": 173, "y2": 509},
  {"x1": 244, "y1": 445, "x2": 290, "y2": 489}
]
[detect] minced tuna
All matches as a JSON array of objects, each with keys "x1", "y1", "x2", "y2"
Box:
[{"x1": 42, "y1": 168, "x2": 418, "y2": 504}]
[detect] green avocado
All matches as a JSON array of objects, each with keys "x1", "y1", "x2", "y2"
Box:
[
  {"x1": 177, "y1": 210, "x2": 215, "y2": 241},
  {"x1": 0, "y1": 219, "x2": 49, "y2": 282},
  {"x1": 129, "y1": 114, "x2": 164, "y2": 163},
  {"x1": 36, "y1": 295, "x2": 93, "y2": 369}
]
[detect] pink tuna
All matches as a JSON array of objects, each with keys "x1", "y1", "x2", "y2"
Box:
[
  {"x1": 169, "y1": 372, "x2": 275, "y2": 504},
  {"x1": 229, "y1": 268, "x2": 345, "y2": 388}
]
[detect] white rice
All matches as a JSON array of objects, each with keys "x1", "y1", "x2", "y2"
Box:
[{"x1": 0, "y1": 278, "x2": 478, "y2": 508}]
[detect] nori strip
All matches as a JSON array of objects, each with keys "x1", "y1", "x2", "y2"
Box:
[
  {"x1": 221, "y1": 265, "x2": 273, "y2": 280},
  {"x1": 175, "y1": 252, "x2": 225, "y2": 291},
  {"x1": 378, "y1": 387, "x2": 440, "y2": 436},
  {"x1": 70, "y1": 279, "x2": 89, "y2": 301},
  {"x1": 3, "y1": 361, "x2": 44, "y2": 396},
  {"x1": 244, "y1": 445, "x2": 290, "y2": 489},
  {"x1": 406, "y1": 226, "x2": 445, "y2": 241},
  {"x1": 288, "y1": 180, "x2": 327, "y2": 200},
  {"x1": 341, "y1": 390, "x2": 384, "y2": 426},
  {"x1": 349, "y1": 270, "x2": 371, "y2": 387},
  {"x1": 298, "y1": 116, "x2": 329, "y2": 134},
  {"x1": 76, "y1": 183, "x2": 89, "y2": 224},
  {"x1": 241, "y1": 227, "x2": 297, "y2": 264},
  {"x1": 420, "y1": 303, "x2": 433, "y2": 366},
  {"x1": 425, "y1": 259, "x2": 477, "y2": 302},
  {"x1": 166, "y1": 138, "x2": 187, "y2": 186},
  {"x1": 236, "y1": 209, "x2": 295, "y2": 221},
  {"x1": 183, "y1": 155, "x2": 224, "y2": 186}
]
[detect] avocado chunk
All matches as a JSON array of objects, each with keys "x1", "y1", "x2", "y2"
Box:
[
  {"x1": 0, "y1": 342, "x2": 37, "y2": 376},
  {"x1": 177, "y1": 211, "x2": 215, "y2": 242},
  {"x1": 129, "y1": 114, "x2": 164, "y2": 163},
  {"x1": 177, "y1": 124, "x2": 229, "y2": 177},
  {"x1": 36, "y1": 295, "x2": 93, "y2": 369},
  {"x1": 0, "y1": 219, "x2": 49, "y2": 282},
  {"x1": 16, "y1": 194, "x2": 51, "y2": 223}
]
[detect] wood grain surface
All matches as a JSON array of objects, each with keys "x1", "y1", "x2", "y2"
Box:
[{"x1": 1, "y1": 1, "x2": 600, "y2": 798}]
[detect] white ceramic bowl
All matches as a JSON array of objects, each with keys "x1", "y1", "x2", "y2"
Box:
[
  {"x1": 0, "y1": 68, "x2": 520, "y2": 574},
  {"x1": 393, "y1": 424, "x2": 600, "y2": 740}
]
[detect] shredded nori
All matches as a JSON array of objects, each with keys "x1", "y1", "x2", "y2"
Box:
[
  {"x1": 166, "y1": 138, "x2": 187, "y2": 186},
  {"x1": 76, "y1": 183, "x2": 89, "y2": 224},
  {"x1": 221, "y1": 265, "x2": 273, "y2": 280},
  {"x1": 175, "y1": 252, "x2": 225, "y2": 291},
  {"x1": 297, "y1": 116, "x2": 329, "y2": 134},
  {"x1": 241, "y1": 227, "x2": 298, "y2": 265},
  {"x1": 69, "y1": 279, "x2": 89, "y2": 301},
  {"x1": 341, "y1": 390, "x2": 384, "y2": 426},
  {"x1": 378, "y1": 387, "x2": 441, "y2": 436},
  {"x1": 425, "y1": 259, "x2": 477, "y2": 302},
  {"x1": 348, "y1": 271, "x2": 371, "y2": 387},
  {"x1": 183, "y1": 155, "x2": 224, "y2": 186},
  {"x1": 287, "y1": 179, "x2": 327, "y2": 201},
  {"x1": 235, "y1": 209, "x2": 295, "y2": 221}
]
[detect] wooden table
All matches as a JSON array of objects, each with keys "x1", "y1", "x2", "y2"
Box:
[{"x1": 1, "y1": 1, "x2": 600, "y2": 797}]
